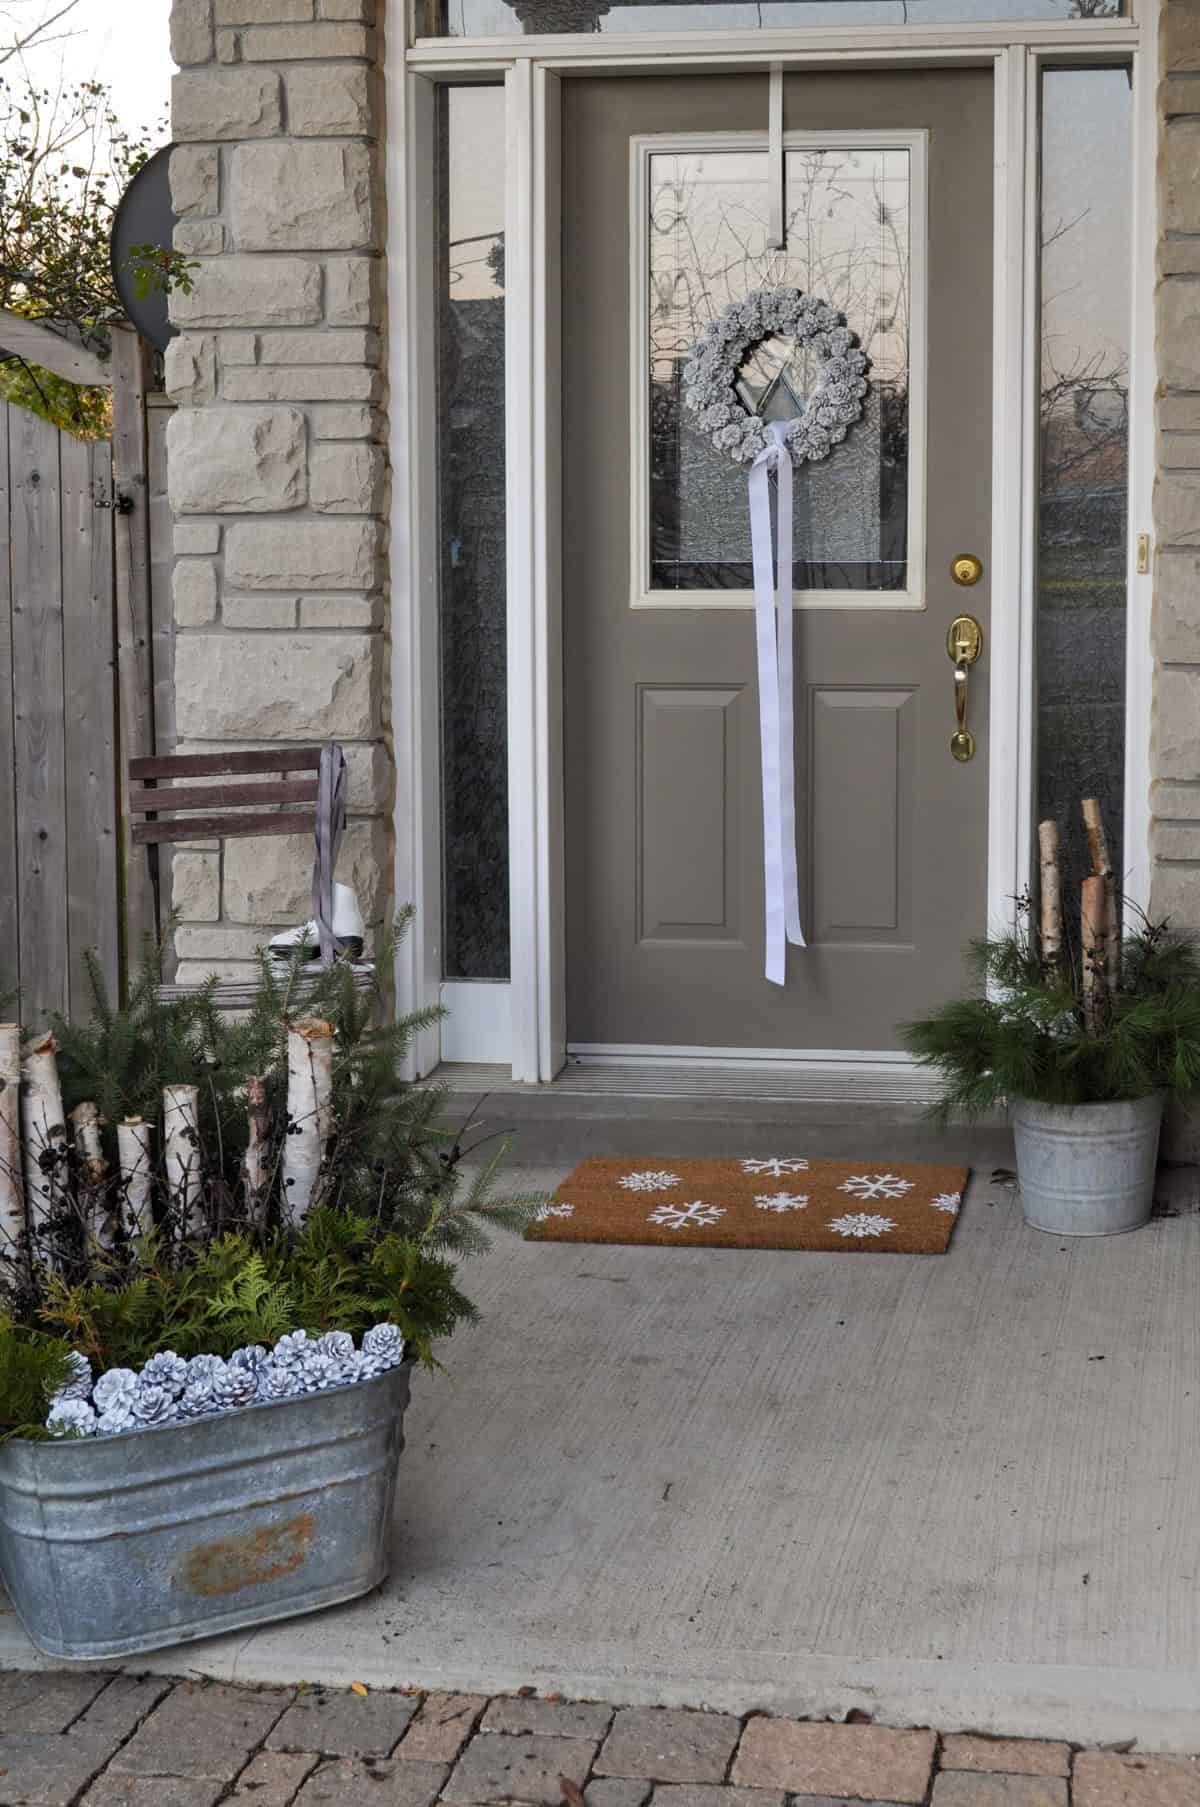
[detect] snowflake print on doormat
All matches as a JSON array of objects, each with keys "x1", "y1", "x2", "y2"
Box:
[
  {"x1": 828, "y1": 1212, "x2": 897, "y2": 1239},
  {"x1": 931, "y1": 1191, "x2": 962, "y2": 1214},
  {"x1": 648, "y1": 1200, "x2": 726, "y2": 1231},
  {"x1": 740, "y1": 1157, "x2": 810, "y2": 1177},
  {"x1": 618, "y1": 1170, "x2": 683, "y2": 1192},
  {"x1": 838, "y1": 1172, "x2": 915, "y2": 1201},
  {"x1": 754, "y1": 1192, "x2": 809, "y2": 1213},
  {"x1": 535, "y1": 1203, "x2": 575, "y2": 1221}
]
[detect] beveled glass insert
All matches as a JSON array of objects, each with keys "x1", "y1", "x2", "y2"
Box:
[
  {"x1": 423, "y1": 0, "x2": 1121, "y2": 40},
  {"x1": 1035, "y1": 67, "x2": 1130, "y2": 922},
  {"x1": 647, "y1": 144, "x2": 910, "y2": 594},
  {"x1": 437, "y1": 86, "x2": 510, "y2": 981}
]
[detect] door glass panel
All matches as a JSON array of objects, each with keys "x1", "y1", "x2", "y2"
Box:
[
  {"x1": 437, "y1": 86, "x2": 510, "y2": 981},
  {"x1": 646, "y1": 144, "x2": 912, "y2": 596},
  {"x1": 424, "y1": 0, "x2": 1121, "y2": 40},
  {"x1": 1035, "y1": 67, "x2": 1130, "y2": 920}
]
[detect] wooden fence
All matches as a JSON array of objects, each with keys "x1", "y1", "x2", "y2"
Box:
[{"x1": 0, "y1": 322, "x2": 171, "y2": 1025}]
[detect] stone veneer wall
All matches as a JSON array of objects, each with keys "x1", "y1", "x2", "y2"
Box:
[{"x1": 166, "y1": 0, "x2": 390, "y2": 986}]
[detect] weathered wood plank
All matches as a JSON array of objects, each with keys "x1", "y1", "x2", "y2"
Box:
[
  {"x1": 130, "y1": 779, "x2": 319, "y2": 815},
  {"x1": 0, "y1": 309, "x2": 110, "y2": 389},
  {"x1": 146, "y1": 397, "x2": 175, "y2": 760},
  {"x1": 111, "y1": 325, "x2": 157, "y2": 974},
  {"x1": 132, "y1": 810, "x2": 316, "y2": 846},
  {"x1": 11, "y1": 406, "x2": 67, "y2": 1026},
  {"x1": 0, "y1": 409, "x2": 16, "y2": 1006},
  {"x1": 61, "y1": 432, "x2": 119, "y2": 1015},
  {"x1": 129, "y1": 747, "x2": 323, "y2": 781}
]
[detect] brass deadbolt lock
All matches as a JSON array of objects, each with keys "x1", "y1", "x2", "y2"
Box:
[{"x1": 951, "y1": 553, "x2": 984, "y2": 587}]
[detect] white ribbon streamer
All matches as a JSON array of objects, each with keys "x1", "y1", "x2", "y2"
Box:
[{"x1": 748, "y1": 419, "x2": 805, "y2": 985}]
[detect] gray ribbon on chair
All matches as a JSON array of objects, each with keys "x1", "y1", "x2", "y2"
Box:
[{"x1": 312, "y1": 742, "x2": 348, "y2": 967}]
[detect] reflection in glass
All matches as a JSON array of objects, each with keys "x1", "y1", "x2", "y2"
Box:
[
  {"x1": 426, "y1": 0, "x2": 1120, "y2": 40},
  {"x1": 647, "y1": 145, "x2": 910, "y2": 593},
  {"x1": 437, "y1": 87, "x2": 510, "y2": 980},
  {"x1": 1036, "y1": 67, "x2": 1130, "y2": 924}
]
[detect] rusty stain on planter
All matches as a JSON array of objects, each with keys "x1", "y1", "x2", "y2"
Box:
[{"x1": 179, "y1": 1510, "x2": 317, "y2": 1596}]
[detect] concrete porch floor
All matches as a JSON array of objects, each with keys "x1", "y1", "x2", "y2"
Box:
[{"x1": 4, "y1": 1100, "x2": 1200, "y2": 1750}]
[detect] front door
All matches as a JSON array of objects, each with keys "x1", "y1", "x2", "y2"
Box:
[{"x1": 562, "y1": 69, "x2": 993, "y2": 1054}]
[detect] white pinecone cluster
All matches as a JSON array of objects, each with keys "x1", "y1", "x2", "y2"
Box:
[{"x1": 44, "y1": 1323, "x2": 406, "y2": 1440}]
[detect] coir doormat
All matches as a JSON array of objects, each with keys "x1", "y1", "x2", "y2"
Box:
[{"x1": 526, "y1": 1157, "x2": 969, "y2": 1253}]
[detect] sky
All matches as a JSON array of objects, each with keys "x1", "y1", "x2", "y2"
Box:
[{"x1": 15, "y1": 0, "x2": 175, "y2": 140}]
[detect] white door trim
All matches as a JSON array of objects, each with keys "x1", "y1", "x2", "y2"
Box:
[{"x1": 392, "y1": 17, "x2": 1156, "y2": 1080}]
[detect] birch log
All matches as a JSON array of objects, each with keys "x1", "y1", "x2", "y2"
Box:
[
  {"x1": 117, "y1": 1118, "x2": 154, "y2": 1242},
  {"x1": 1081, "y1": 874, "x2": 1107, "y2": 1038},
  {"x1": 163, "y1": 1084, "x2": 202, "y2": 1235},
  {"x1": 1082, "y1": 796, "x2": 1120, "y2": 995},
  {"x1": 71, "y1": 1103, "x2": 115, "y2": 1251},
  {"x1": 243, "y1": 1076, "x2": 272, "y2": 1221},
  {"x1": 1038, "y1": 819, "x2": 1063, "y2": 972},
  {"x1": 21, "y1": 1033, "x2": 67, "y2": 1241},
  {"x1": 0, "y1": 1025, "x2": 25, "y2": 1263},
  {"x1": 283, "y1": 1020, "x2": 335, "y2": 1222}
]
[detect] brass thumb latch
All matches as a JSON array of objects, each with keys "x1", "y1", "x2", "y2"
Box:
[{"x1": 946, "y1": 613, "x2": 983, "y2": 763}]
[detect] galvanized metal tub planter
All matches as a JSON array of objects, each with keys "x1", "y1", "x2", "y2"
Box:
[
  {"x1": 0, "y1": 1361, "x2": 413, "y2": 1661},
  {"x1": 1010, "y1": 1093, "x2": 1164, "y2": 1237}
]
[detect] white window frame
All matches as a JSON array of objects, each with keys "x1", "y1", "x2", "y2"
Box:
[
  {"x1": 388, "y1": 5, "x2": 1157, "y2": 1083},
  {"x1": 629, "y1": 127, "x2": 929, "y2": 613}
]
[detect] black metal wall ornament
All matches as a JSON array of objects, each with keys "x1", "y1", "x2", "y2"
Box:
[{"x1": 110, "y1": 144, "x2": 179, "y2": 353}]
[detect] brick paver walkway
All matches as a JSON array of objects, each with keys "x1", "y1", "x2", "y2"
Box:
[{"x1": 0, "y1": 1674, "x2": 1197, "y2": 1807}]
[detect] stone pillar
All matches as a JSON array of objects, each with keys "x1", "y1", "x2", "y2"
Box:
[{"x1": 166, "y1": 0, "x2": 390, "y2": 985}]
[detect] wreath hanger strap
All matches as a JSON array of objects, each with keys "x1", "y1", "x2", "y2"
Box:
[
  {"x1": 749, "y1": 421, "x2": 805, "y2": 985},
  {"x1": 767, "y1": 62, "x2": 786, "y2": 252}
]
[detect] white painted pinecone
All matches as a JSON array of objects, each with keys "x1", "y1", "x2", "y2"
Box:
[
  {"x1": 361, "y1": 1323, "x2": 405, "y2": 1368},
  {"x1": 140, "y1": 1351, "x2": 189, "y2": 1399},
  {"x1": 51, "y1": 1351, "x2": 93, "y2": 1403},
  {"x1": 96, "y1": 1400, "x2": 139, "y2": 1436},
  {"x1": 45, "y1": 1397, "x2": 97, "y2": 1438},
  {"x1": 316, "y1": 1330, "x2": 355, "y2": 1361},
  {"x1": 272, "y1": 1330, "x2": 312, "y2": 1371},
  {"x1": 229, "y1": 1344, "x2": 269, "y2": 1375},
  {"x1": 92, "y1": 1368, "x2": 139, "y2": 1413},
  {"x1": 178, "y1": 1371, "x2": 225, "y2": 1420},
  {"x1": 297, "y1": 1352, "x2": 339, "y2": 1392},
  {"x1": 129, "y1": 1383, "x2": 179, "y2": 1428},
  {"x1": 256, "y1": 1360, "x2": 302, "y2": 1402},
  {"x1": 212, "y1": 1363, "x2": 258, "y2": 1410}
]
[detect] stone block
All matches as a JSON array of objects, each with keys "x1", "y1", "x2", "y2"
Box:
[
  {"x1": 595, "y1": 1710, "x2": 740, "y2": 1785},
  {"x1": 110, "y1": 1685, "x2": 294, "y2": 1780},
  {"x1": 224, "y1": 813, "x2": 388, "y2": 922},
  {"x1": 217, "y1": 0, "x2": 313, "y2": 19},
  {"x1": 325, "y1": 257, "x2": 376, "y2": 326},
  {"x1": 172, "y1": 67, "x2": 283, "y2": 141},
  {"x1": 397, "y1": 1695, "x2": 488, "y2": 1764},
  {"x1": 230, "y1": 141, "x2": 374, "y2": 251},
  {"x1": 1156, "y1": 469, "x2": 1200, "y2": 546},
  {"x1": 225, "y1": 517, "x2": 379, "y2": 589},
  {"x1": 231, "y1": 1753, "x2": 321, "y2": 1806},
  {"x1": 1154, "y1": 778, "x2": 1200, "y2": 818},
  {"x1": 585, "y1": 1785, "x2": 651, "y2": 1807},
  {"x1": 481, "y1": 1700, "x2": 613, "y2": 1741},
  {"x1": 176, "y1": 923, "x2": 287, "y2": 959},
  {"x1": 1155, "y1": 666, "x2": 1200, "y2": 781},
  {"x1": 939, "y1": 1741, "x2": 1070, "y2": 1780},
  {"x1": 1159, "y1": 237, "x2": 1200, "y2": 277},
  {"x1": 1072, "y1": 1755, "x2": 1200, "y2": 1807},
  {"x1": 311, "y1": 403, "x2": 380, "y2": 440},
  {"x1": 732, "y1": 1721, "x2": 935, "y2": 1805},
  {"x1": 298, "y1": 593, "x2": 381, "y2": 628},
  {"x1": 1158, "y1": 279, "x2": 1200, "y2": 387},
  {"x1": 171, "y1": 849, "x2": 221, "y2": 920},
  {"x1": 655, "y1": 1791, "x2": 784, "y2": 1807},
  {"x1": 444, "y1": 1733, "x2": 597, "y2": 1805},
  {"x1": 69, "y1": 1676, "x2": 173, "y2": 1740},
  {"x1": 175, "y1": 221, "x2": 224, "y2": 256},
  {"x1": 286, "y1": 62, "x2": 373, "y2": 136},
  {"x1": 82, "y1": 1778, "x2": 226, "y2": 1807},
  {"x1": 267, "y1": 1687, "x2": 420, "y2": 1759},
  {"x1": 241, "y1": 21, "x2": 371, "y2": 56},
  {"x1": 1155, "y1": 819, "x2": 1200, "y2": 859},
  {"x1": 167, "y1": 407, "x2": 308, "y2": 514},
  {"x1": 1157, "y1": 552, "x2": 1200, "y2": 661},
  {"x1": 222, "y1": 366, "x2": 381, "y2": 403},
  {"x1": 1165, "y1": 0, "x2": 1200, "y2": 73},
  {"x1": 176, "y1": 631, "x2": 380, "y2": 740},
  {"x1": 930, "y1": 1777, "x2": 1067, "y2": 1807},
  {"x1": 221, "y1": 331, "x2": 259, "y2": 364},
  {"x1": 171, "y1": 0, "x2": 214, "y2": 63},
  {"x1": 172, "y1": 256, "x2": 322, "y2": 329},
  {"x1": 174, "y1": 958, "x2": 262, "y2": 986},
  {"x1": 1152, "y1": 859, "x2": 1200, "y2": 928},
  {"x1": 0, "y1": 1671, "x2": 116, "y2": 1735},
  {"x1": 174, "y1": 559, "x2": 219, "y2": 626},
  {"x1": 258, "y1": 328, "x2": 379, "y2": 365},
  {"x1": 0, "y1": 1733, "x2": 149, "y2": 1807},
  {"x1": 320, "y1": 0, "x2": 375, "y2": 15},
  {"x1": 165, "y1": 334, "x2": 218, "y2": 406},
  {"x1": 171, "y1": 145, "x2": 220, "y2": 217},
  {"x1": 1160, "y1": 395, "x2": 1200, "y2": 432},
  {"x1": 1160, "y1": 431, "x2": 1200, "y2": 469},
  {"x1": 310, "y1": 442, "x2": 385, "y2": 513},
  {"x1": 223, "y1": 593, "x2": 300, "y2": 627},
  {"x1": 175, "y1": 522, "x2": 222, "y2": 555},
  {"x1": 1164, "y1": 74, "x2": 1200, "y2": 115},
  {"x1": 217, "y1": 29, "x2": 240, "y2": 59},
  {"x1": 1164, "y1": 122, "x2": 1200, "y2": 234},
  {"x1": 294, "y1": 1759, "x2": 448, "y2": 1807}
]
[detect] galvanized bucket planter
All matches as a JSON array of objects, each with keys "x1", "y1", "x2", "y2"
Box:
[
  {"x1": 0, "y1": 1361, "x2": 413, "y2": 1661},
  {"x1": 1010, "y1": 1093, "x2": 1164, "y2": 1237}
]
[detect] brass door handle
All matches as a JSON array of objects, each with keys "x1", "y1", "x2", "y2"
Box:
[{"x1": 946, "y1": 614, "x2": 983, "y2": 763}]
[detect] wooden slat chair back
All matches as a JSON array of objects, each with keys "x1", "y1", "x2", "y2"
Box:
[{"x1": 128, "y1": 748, "x2": 324, "y2": 846}]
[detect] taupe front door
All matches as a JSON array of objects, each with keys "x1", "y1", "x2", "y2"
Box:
[{"x1": 563, "y1": 69, "x2": 993, "y2": 1052}]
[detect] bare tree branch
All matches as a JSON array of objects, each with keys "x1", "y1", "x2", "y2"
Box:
[{"x1": 0, "y1": 0, "x2": 81, "y2": 68}]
